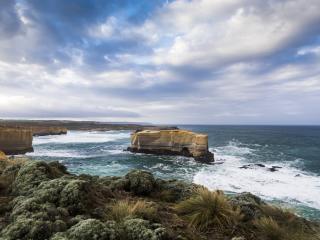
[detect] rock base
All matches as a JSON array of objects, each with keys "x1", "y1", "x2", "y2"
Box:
[
  {"x1": 127, "y1": 147, "x2": 214, "y2": 163},
  {"x1": 2, "y1": 147, "x2": 34, "y2": 155}
]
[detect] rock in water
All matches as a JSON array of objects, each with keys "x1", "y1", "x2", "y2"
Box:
[
  {"x1": 0, "y1": 127, "x2": 33, "y2": 155},
  {"x1": 127, "y1": 129, "x2": 214, "y2": 163}
]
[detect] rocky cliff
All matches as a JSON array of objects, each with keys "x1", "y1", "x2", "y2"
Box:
[
  {"x1": 0, "y1": 120, "x2": 177, "y2": 134},
  {"x1": 0, "y1": 127, "x2": 33, "y2": 155},
  {"x1": 128, "y1": 130, "x2": 214, "y2": 163},
  {"x1": 29, "y1": 126, "x2": 68, "y2": 136}
]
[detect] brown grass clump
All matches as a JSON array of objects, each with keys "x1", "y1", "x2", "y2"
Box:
[
  {"x1": 175, "y1": 188, "x2": 242, "y2": 231},
  {"x1": 254, "y1": 217, "x2": 285, "y2": 240},
  {"x1": 260, "y1": 205, "x2": 295, "y2": 223},
  {"x1": 254, "y1": 216, "x2": 319, "y2": 240},
  {"x1": 109, "y1": 199, "x2": 157, "y2": 222}
]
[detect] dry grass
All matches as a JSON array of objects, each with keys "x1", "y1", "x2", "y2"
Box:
[
  {"x1": 254, "y1": 216, "x2": 319, "y2": 240},
  {"x1": 254, "y1": 217, "x2": 285, "y2": 240},
  {"x1": 260, "y1": 205, "x2": 295, "y2": 223},
  {"x1": 175, "y1": 187, "x2": 242, "y2": 231},
  {"x1": 109, "y1": 199, "x2": 157, "y2": 222}
]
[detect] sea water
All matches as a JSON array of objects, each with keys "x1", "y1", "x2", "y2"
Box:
[{"x1": 27, "y1": 125, "x2": 320, "y2": 220}]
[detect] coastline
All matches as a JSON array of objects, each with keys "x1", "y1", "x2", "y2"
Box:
[{"x1": 0, "y1": 156, "x2": 319, "y2": 239}]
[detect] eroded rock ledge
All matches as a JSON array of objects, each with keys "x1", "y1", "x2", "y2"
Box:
[
  {"x1": 0, "y1": 156, "x2": 318, "y2": 240},
  {"x1": 0, "y1": 127, "x2": 33, "y2": 155},
  {"x1": 128, "y1": 130, "x2": 214, "y2": 163}
]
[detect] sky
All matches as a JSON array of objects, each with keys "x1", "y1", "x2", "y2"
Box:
[{"x1": 0, "y1": 0, "x2": 320, "y2": 125}]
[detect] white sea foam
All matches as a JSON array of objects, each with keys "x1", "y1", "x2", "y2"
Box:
[
  {"x1": 33, "y1": 130, "x2": 130, "y2": 145},
  {"x1": 27, "y1": 149, "x2": 85, "y2": 158},
  {"x1": 195, "y1": 141, "x2": 320, "y2": 210}
]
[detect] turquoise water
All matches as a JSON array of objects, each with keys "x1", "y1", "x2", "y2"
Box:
[{"x1": 27, "y1": 125, "x2": 320, "y2": 220}]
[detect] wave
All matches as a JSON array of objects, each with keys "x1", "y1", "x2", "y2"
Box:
[
  {"x1": 27, "y1": 149, "x2": 86, "y2": 158},
  {"x1": 194, "y1": 141, "x2": 320, "y2": 210},
  {"x1": 33, "y1": 130, "x2": 131, "y2": 145}
]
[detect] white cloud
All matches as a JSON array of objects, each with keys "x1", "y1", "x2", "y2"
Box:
[
  {"x1": 1, "y1": 0, "x2": 320, "y2": 124},
  {"x1": 149, "y1": 0, "x2": 320, "y2": 68},
  {"x1": 297, "y1": 45, "x2": 320, "y2": 56}
]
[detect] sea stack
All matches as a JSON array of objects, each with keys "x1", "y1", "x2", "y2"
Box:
[
  {"x1": 0, "y1": 127, "x2": 33, "y2": 155},
  {"x1": 127, "y1": 129, "x2": 214, "y2": 163}
]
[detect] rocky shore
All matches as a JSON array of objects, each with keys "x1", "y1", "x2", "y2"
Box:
[{"x1": 0, "y1": 154, "x2": 318, "y2": 240}]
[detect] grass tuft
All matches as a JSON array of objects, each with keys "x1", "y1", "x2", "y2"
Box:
[
  {"x1": 175, "y1": 187, "x2": 242, "y2": 231},
  {"x1": 254, "y1": 217, "x2": 284, "y2": 240},
  {"x1": 109, "y1": 199, "x2": 156, "y2": 222}
]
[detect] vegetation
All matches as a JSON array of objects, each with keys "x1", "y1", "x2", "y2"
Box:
[
  {"x1": 110, "y1": 200, "x2": 157, "y2": 222},
  {"x1": 0, "y1": 155, "x2": 319, "y2": 240},
  {"x1": 254, "y1": 217, "x2": 285, "y2": 240},
  {"x1": 175, "y1": 187, "x2": 242, "y2": 231}
]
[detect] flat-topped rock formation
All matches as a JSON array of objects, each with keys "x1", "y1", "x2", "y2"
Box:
[
  {"x1": 0, "y1": 127, "x2": 33, "y2": 155},
  {"x1": 127, "y1": 129, "x2": 214, "y2": 163}
]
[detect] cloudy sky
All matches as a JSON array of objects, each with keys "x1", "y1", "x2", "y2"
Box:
[{"x1": 1, "y1": 0, "x2": 320, "y2": 124}]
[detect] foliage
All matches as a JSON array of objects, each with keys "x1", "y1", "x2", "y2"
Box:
[
  {"x1": 175, "y1": 187, "x2": 242, "y2": 231},
  {"x1": 110, "y1": 200, "x2": 157, "y2": 222}
]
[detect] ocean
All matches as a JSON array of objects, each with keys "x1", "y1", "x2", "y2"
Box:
[{"x1": 26, "y1": 125, "x2": 320, "y2": 220}]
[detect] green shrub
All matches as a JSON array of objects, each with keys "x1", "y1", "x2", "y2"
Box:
[{"x1": 175, "y1": 188, "x2": 242, "y2": 231}]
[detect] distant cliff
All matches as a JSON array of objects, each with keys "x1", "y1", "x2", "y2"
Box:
[
  {"x1": 29, "y1": 126, "x2": 67, "y2": 136},
  {"x1": 0, "y1": 120, "x2": 177, "y2": 135},
  {"x1": 0, "y1": 127, "x2": 33, "y2": 155}
]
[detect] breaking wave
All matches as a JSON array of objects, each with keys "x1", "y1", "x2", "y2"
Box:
[{"x1": 194, "y1": 141, "x2": 320, "y2": 210}]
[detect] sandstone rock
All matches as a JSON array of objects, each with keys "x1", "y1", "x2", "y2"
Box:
[
  {"x1": 128, "y1": 130, "x2": 214, "y2": 163},
  {"x1": 30, "y1": 126, "x2": 67, "y2": 136},
  {"x1": 0, "y1": 127, "x2": 33, "y2": 155},
  {"x1": 0, "y1": 150, "x2": 6, "y2": 160}
]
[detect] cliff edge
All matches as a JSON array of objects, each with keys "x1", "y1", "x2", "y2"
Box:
[
  {"x1": 128, "y1": 129, "x2": 214, "y2": 163},
  {"x1": 0, "y1": 127, "x2": 33, "y2": 155},
  {"x1": 0, "y1": 158, "x2": 318, "y2": 240}
]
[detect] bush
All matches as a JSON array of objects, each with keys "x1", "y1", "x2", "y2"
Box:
[
  {"x1": 51, "y1": 219, "x2": 118, "y2": 240},
  {"x1": 175, "y1": 188, "x2": 242, "y2": 231},
  {"x1": 110, "y1": 200, "x2": 156, "y2": 222},
  {"x1": 125, "y1": 170, "x2": 155, "y2": 195},
  {"x1": 254, "y1": 217, "x2": 285, "y2": 240},
  {"x1": 255, "y1": 214, "x2": 320, "y2": 240},
  {"x1": 122, "y1": 218, "x2": 167, "y2": 240}
]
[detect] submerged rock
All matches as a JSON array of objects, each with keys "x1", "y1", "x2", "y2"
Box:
[{"x1": 127, "y1": 129, "x2": 214, "y2": 163}]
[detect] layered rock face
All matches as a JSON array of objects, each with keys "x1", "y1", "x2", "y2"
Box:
[
  {"x1": 0, "y1": 127, "x2": 33, "y2": 155},
  {"x1": 30, "y1": 126, "x2": 68, "y2": 136},
  {"x1": 128, "y1": 130, "x2": 214, "y2": 163}
]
